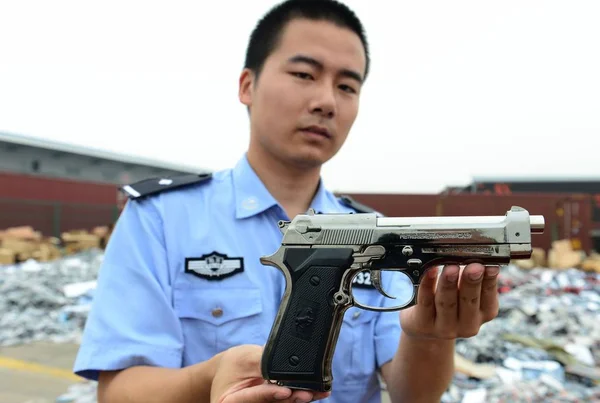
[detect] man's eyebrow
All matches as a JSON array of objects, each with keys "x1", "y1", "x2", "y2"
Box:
[{"x1": 286, "y1": 54, "x2": 363, "y2": 84}]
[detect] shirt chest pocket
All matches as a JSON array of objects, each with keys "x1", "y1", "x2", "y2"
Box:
[{"x1": 174, "y1": 287, "x2": 267, "y2": 361}]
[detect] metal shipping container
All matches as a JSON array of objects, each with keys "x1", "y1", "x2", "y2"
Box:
[
  {"x1": 0, "y1": 171, "x2": 119, "y2": 205},
  {"x1": 1, "y1": 171, "x2": 120, "y2": 236},
  {"x1": 438, "y1": 193, "x2": 592, "y2": 253},
  {"x1": 345, "y1": 192, "x2": 593, "y2": 253},
  {"x1": 467, "y1": 179, "x2": 600, "y2": 222}
]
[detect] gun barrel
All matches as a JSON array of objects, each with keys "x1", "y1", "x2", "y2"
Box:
[
  {"x1": 530, "y1": 215, "x2": 545, "y2": 233},
  {"x1": 377, "y1": 214, "x2": 545, "y2": 233},
  {"x1": 377, "y1": 216, "x2": 503, "y2": 227}
]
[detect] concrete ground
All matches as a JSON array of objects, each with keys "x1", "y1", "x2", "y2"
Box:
[
  {"x1": 0, "y1": 342, "x2": 391, "y2": 403},
  {"x1": 0, "y1": 342, "x2": 83, "y2": 403}
]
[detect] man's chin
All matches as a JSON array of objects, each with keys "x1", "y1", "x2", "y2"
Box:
[{"x1": 288, "y1": 152, "x2": 331, "y2": 169}]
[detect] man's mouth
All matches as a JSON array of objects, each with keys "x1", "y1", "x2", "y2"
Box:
[{"x1": 300, "y1": 126, "x2": 332, "y2": 138}]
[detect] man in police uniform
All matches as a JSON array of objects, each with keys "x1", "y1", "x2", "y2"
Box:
[{"x1": 73, "y1": 1, "x2": 501, "y2": 402}]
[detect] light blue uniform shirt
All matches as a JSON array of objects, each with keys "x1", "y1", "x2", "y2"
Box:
[{"x1": 73, "y1": 154, "x2": 408, "y2": 403}]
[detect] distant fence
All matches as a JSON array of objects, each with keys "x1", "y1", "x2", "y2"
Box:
[{"x1": 0, "y1": 198, "x2": 120, "y2": 238}]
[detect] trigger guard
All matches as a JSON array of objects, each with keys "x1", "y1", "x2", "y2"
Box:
[{"x1": 351, "y1": 284, "x2": 419, "y2": 312}]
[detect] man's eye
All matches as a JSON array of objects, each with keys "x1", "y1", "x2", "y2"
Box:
[
  {"x1": 339, "y1": 84, "x2": 357, "y2": 94},
  {"x1": 291, "y1": 72, "x2": 313, "y2": 80}
]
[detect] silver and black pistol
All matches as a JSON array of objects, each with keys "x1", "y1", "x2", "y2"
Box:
[{"x1": 259, "y1": 206, "x2": 545, "y2": 392}]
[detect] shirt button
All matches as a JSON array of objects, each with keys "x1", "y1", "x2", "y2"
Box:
[
  {"x1": 212, "y1": 308, "x2": 223, "y2": 318},
  {"x1": 352, "y1": 311, "x2": 361, "y2": 320}
]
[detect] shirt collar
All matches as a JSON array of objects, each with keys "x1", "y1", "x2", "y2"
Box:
[
  {"x1": 310, "y1": 178, "x2": 336, "y2": 214},
  {"x1": 232, "y1": 154, "x2": 338, "y2": 219},
  {"x1": 233, "y1": 154, "x2": 278, "y2": 219}
]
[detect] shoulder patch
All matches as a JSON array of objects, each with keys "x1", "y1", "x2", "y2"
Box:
[
  {"x1": 121, "y1": 173, "x2": 212, "y2": 200},
  {"x1": 338, "y1": 195, "x2": 377, "y2": 214}
]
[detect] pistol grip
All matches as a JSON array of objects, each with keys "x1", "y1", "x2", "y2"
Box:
[{"x1": 261, "y1": 247, "x2": 355, "y2": 392}]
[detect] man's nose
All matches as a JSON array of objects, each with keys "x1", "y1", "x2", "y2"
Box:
[{"x1": 310, "y1": 83, "x2": 337, "y2": 118}]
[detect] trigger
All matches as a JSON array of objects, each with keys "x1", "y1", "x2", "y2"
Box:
[{"x1": 371, "y1": 270, "x2": 396, "y2": 300}]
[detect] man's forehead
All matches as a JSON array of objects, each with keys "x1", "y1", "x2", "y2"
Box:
[{"x1": 275, "y1": 19, "x2": 366, "y2": 74}]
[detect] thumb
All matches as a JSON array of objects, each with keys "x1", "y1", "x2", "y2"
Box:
[{"x1": 220, "y1": 384, "x2": 292, "y2": 403}]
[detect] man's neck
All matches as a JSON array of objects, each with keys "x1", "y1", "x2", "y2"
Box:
[{"x1": 246, "y1": 149, "x2": 321, "y2": 219}]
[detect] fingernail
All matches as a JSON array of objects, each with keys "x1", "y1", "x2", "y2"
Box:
[
  {"x1": 447, "y1": 272, "x2": 458, "y2": 283},
  {"x1": 428, "y1": 269, "x2": 438, "y2": 279},
  {"x1": 469, "y1": 269, "x2": 484, "y2": 281},
  {"x1": 486, "y1": 266, "x2": 500, "y2": 277}
]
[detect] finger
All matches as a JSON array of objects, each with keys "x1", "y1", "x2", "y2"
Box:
[
  {"x1": 434, "y1": 265, "x2": 460, "y2": 338},
  {"x1": 221, "y1": 384, "x2": 293, "y2": 403},
  {"x1": 416, "y1": 265, "x2": 439, "y2": 312},
  {"x1": 289, "y1": 390, "x2": 319, "y2": 403},
  {"x1": 281, "y1": 389, "x2": 329, "y2": 403},
  {"x1": 457, "y1": 263, "x2": 485, "y2": 337},
  {"x1": 311, "y1": 391, "x2": 332, "y2": 401},
  {"x1": 480, "y1": 265, "x2": 500, "y2": 323}
]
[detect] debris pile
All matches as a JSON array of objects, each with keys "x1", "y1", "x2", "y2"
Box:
[
  {"x1": 0, "y1": 225, "x2": 112, "y2": 265},
  {"x1": 1, "y1": 241, "x2": 599, "y2": 402},
  {"x1": 443, "y1": 264, "x2": 600, "y2": 402},
  {"x1": 514, "y1": 242, "x2": 600, "y2": 273},
  {"x1": 0, "y1": 249, "x2": 102, "y2": 346},
  {"x1": 54, "y1": 381, "x2": 98, "y2": 403}
]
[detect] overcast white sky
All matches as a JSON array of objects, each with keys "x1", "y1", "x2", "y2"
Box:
[{"x1": 0, "y1": 0, "x2": 598, "y2": 193}]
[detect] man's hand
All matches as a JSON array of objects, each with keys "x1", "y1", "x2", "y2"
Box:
[
  {"x1": 211, "y1": 345, "x2": 331, "y2": 403},
  {"x1": 400, "y1": 263, "x2": 500, "y2": 340}
]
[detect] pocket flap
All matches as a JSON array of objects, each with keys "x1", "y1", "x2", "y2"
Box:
[{"x1": 174, "y1": 288, "x2": 263, "y2": 325}]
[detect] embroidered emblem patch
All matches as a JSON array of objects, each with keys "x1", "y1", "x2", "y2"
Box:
[{"x1": 185, "y1": 252, "x2": 244, "y2": 280}]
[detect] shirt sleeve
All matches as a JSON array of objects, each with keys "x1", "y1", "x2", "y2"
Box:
[
  {"x1": 73, "y1": 197, "x2": 183, "y2": 381},
  {"x1": 373, "y1": 271, "x2": 414, "y2": 368}
]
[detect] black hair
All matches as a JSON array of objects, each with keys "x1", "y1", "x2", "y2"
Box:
[{"x1": 244, "y1": 0, "x2": 370, "y2": 81}]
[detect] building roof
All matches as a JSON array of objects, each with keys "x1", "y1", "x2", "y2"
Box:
[
  {"x1": 0, "y1": 130, "x2": 210, "y2": 174},
  {"x1": 471, "y1": 175, "x2": 600, "y2": 183}
]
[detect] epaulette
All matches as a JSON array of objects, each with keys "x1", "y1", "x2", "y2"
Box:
[
  {"x1": 120, "y1": 173, "x2": 212, "y2": 200},
  {"x1": 338, "y1": 195, "x2": 377, "y2": 214}
]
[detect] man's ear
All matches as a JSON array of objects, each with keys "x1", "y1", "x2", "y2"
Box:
[{"x1": 239, "y1": 68, "x2": 255, "y2": 108}]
